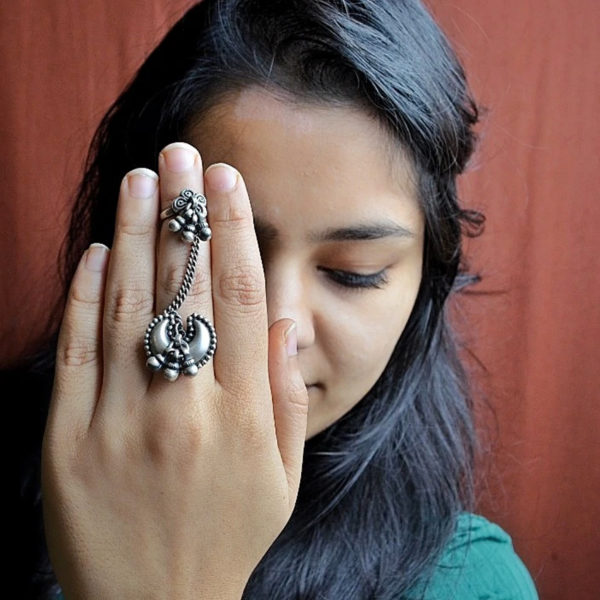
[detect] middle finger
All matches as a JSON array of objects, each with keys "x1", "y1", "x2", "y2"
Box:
[{"x1": 154, "y1": 142, "x2": 215, "y2": 386}]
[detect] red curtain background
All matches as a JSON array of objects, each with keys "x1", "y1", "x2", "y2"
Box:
[{"x1": 1, "y1": 2, "x2": 598, "y2": 598}]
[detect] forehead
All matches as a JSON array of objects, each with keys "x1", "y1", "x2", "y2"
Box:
[{"x1": 189, "y1": 87, "x2": 422, "y2": 227}]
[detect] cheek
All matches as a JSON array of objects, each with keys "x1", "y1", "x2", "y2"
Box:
[
  {"x1": 328, "y1": 272, "x2": 420, "y2": 384},
  {"x1": 322, "y1": 284, "x2": 418, "y2": 387}
]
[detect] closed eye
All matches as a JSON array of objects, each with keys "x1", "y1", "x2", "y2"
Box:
[
  {"x1": 318, "y1": 267, "x2": 389, "y2": 290},
  {"x1": 255, "y1": 237, "x2": 390, "y2": 291}
]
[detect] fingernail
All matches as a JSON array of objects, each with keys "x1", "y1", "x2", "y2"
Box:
[
  {"x1": 127, "y1": 169, "x2": 158, "y2": 198},
  {"x1": 161, "y1": 144, "x2": 197, "y2": 172},
  {"x1": 205, "y1": 163, "x2": 238, "y2": 192},
  {"x1": 284, "y1": 322, "x2": 297, "y2": 357},
  {"x1": 85, "y1": 243, "x2": 109, "y2": 272}
]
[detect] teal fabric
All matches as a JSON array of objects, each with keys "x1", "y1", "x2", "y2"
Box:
[
  {"x1": 54, "y1": 512, "x2": 538, "y2": 599},
  {"x1": 409, "y1": 512, "x2": 539, "y2": 599}
]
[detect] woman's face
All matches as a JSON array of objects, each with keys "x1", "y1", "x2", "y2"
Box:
[{"x1": 188, "y1": 87, "x2": 425, "y2": 440}]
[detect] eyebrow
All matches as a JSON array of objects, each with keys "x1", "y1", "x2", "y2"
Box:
[{"x1": 253, "y1": 216, "x2": 416, "y2": 243}]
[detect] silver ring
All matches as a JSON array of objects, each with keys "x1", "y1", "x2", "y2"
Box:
[
  {"x1": 143, "y1": 188, "x2": 217, "y2": 382},
  {"x1": 159, "y1": 188, "x2": 211, "y2": 242}
]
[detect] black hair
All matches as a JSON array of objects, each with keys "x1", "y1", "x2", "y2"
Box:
[{"x1": 9, "y1": 0, "x2": 488, "y2": 597}]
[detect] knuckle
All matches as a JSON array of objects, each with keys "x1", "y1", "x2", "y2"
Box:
[
  {"x1": 188, "y1": 269, "x2": 213, "y2": 304},
  {"x1": 70, "y1": 280, "x2": 102, "y2": 308},
  {"x1": 177, "y1": 415, "x2": 208, "y2": 455},
  {"x1": 144, "y1": 417, "x2": 179, "y2": 465},
  {"x1": 116, "y1": 221, "x2": 155, "y2": 238},
  {"x1": 144, "y1": 410, "x2": 208, "y2": 466},
  {"x1": 164, "y1": 264, "x2": 184, "y2": 297},
  {"x1": 59, "y1": 335, "x2": 98, "y2": 367},
  {"x1": 94, "y1": 426, "x2": 125, "y2": 465},
  {"x1": 165, "y1": 264, "x2": 211, "y2": 300},
  {"x1": 212, "y1": 201, "x2": 251, "y2": 228},
  {"x1": 217, "y1": 264, "x2": 265, "y2": 308},
  {"x1": 286, "y1": 383, "x2": 310, "y2": 416},
  {"x1": 108, "y1": 286, "x2": 154, "y2": 323}
]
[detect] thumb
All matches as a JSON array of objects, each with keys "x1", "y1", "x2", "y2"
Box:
[{"x1": 268, "y1": 319, "x2": 309, "y2": 510}]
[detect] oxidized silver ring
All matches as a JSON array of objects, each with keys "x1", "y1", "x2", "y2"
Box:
[{"x1": 143, "y1": 188, "x2": 217, "y2": 382}]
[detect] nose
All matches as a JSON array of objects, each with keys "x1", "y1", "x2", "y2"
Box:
[{"x1": 264, "y1": 261, "x2": 316, "y2": 350}]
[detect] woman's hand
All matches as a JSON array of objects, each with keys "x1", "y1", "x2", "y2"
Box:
[{"x1": 41, "y1": 142, "x2": 309, "y2": 600}]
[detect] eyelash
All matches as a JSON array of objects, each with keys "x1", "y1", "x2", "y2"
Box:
[
  {"x1": 319, "y1": 267, "x2": 389, "y2": 290},
  {"x1": 256, "y1": 242, "x2": 389, "y2": 291}
]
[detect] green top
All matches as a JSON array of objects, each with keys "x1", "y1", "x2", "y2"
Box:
[
  {"x1": 54, "y1": 512, "x2": 538, "y2": 599},
  {"x1": 408, "y1": 512, "x2": 539, "y2": 599}
]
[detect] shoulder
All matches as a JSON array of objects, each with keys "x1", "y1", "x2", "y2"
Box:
[{"x1": 411, "y1": 512, "x2": 539, "y2": 600}]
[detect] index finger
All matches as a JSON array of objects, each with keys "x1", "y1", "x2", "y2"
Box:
[{"x1": 203, "y1": 163, "x2": 269, "y2": 399}]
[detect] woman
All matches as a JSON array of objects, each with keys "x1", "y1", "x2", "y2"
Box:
[{"x1": 12, "y1": 0, "x2": 539, "y2": 597}]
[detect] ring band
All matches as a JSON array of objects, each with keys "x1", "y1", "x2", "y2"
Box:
[
  {"x1": 159, "y1": 205, "x2": 175, "y2": 220},
  {"x1": 143, "y1": 188, "x2": 217, "y2": 382}
]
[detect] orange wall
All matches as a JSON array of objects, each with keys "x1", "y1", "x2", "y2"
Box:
[
  {"x1": 429, "y1": 2, "x2": 600, "y2": 598},
  {"x1": 1, "y1": 2, "x2": 598, "y2": 598}
]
